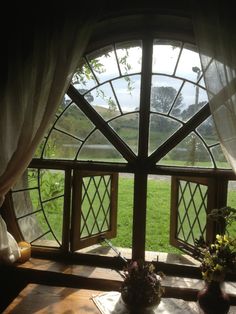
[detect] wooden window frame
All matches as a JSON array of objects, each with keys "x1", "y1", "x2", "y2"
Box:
[
  {"x1": 71, "y1": 171, "x2": 118, "y2": 251},
  {"x1": 170, "y1": 175, "x2": 228, "y2": 256}
]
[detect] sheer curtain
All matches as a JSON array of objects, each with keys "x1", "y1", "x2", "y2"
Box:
[
  {"x1": 193, "y1": 3, "x2": 236, "y2": 172},
  {"x1": 0, "y1": 12, "x2": 94, "y2": 263}
]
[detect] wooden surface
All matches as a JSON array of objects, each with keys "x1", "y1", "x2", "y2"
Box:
[
  {"x1": 3, "y1": 284, "x2": 102, "y2": 314},
  {"x1": 11, "y1": 257, "x2": 236, "y2": 302},
  {"x1": 4, "y1": 283, "x2": 236, "y2": 314}
]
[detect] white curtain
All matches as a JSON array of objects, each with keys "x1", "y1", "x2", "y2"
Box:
[
  {"x1": 193, "y1": 2, "x2": 236, "y2": 172},
  {"x1": 0, "y1": 12, "x2": 94, "y2": 263}
]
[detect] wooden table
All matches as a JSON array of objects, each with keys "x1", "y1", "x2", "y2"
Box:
[
  {"x1": 3, "y1": 284, "x2": 102, "y2": 314},
  {"x1": 4, "y1": 283, "x2": 236, "y2": 313}
]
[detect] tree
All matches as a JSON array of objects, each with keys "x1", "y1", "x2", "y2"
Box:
[
  {"x1": 150, "y1": 86, "x2": 183, "y2": 114},
  {"x1": 181, "y1": 101, "x2": 206, "y2": 121}
]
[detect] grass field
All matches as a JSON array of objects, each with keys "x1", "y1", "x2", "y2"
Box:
[{"x1": 110, "y1": 176, "x2": 180, "y2": 254}]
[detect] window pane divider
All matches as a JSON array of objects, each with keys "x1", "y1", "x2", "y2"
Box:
[{"x1": 67, "y1": 84, "x2": 136, "y2": 163}]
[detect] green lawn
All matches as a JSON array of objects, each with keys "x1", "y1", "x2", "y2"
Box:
[{"x1": 111, "y1": 176, "x2": 181, "y2": 254}]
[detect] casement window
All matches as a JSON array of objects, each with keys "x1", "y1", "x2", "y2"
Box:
[{"x1": 7, "y1": 34, "x2": 235, "y2": 262}]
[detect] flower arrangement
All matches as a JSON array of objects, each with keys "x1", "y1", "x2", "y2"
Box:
[
  {"x1": 120, "y1": 259, "x2": 164, "y2": 310},
  {"x1": 195, "y1": 206, "x2": 236, "y2": 282},
  {"x1": 196, "y1": 234, "x2": 236, "y2": 282}
]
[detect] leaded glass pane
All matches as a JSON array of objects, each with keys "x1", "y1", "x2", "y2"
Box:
[
  {"x1": 116, "y1": 40, "x2": 142, "y2": 75},
  {"x1": 177, "y1": 180, "x2": 207, "y2": 245},
  {"x1": 87, "y1": 45, "x2": 119, "y2": 83},
  {"x1": 158, "y1": 133, "x2": 212, "y2": 167},
  {"x1": 211, "y1": 145, "x2": 230, "y2": 169},
  {"x1": 151, "y1": 75, "x2": 183, "y2": 113},
  {"x1": 170, "y1": 82, "x2": 208, "y2": 122},
  {"x1": 39, "y1": 169, "x2": 64, "y2": 201},
  {"x1": 77, "y1": 130, "x2": 125, "y2": 162},
  {"x1": 112, "y1": 75, "x2": 141, "y2": 112},
  {"x1": 80, "y1": 176, "x2": 111, "y2": 238},
  {"x1": 197, "y1": 116, "x2": 219, "y2": 146},
  {"x1": 72, "y1": 58, "x2": 97, "y2": 91},
  {"x1": 109, "y1": 113, "x2": 139, "y2": 154},
  {"x1": 86, "y1": 83, "x2": 121, "y2": 120},
  {"x1": 175, "y1": 43, "x2": 202, "y2": 82},
  {"x1": 43, "y1": 199, "x2": 63, "y2": 243},
  {"x1": 152, "y1": 40, "x2": 182, "y2": 75},
  {"x1": 17, "y1": 212, "x2": 48, "y2": 243},
  {"x1": 56, "y1": 104, "x2": 94, "y2": 140},
  {"x1": 43, "y1": 130, "x2": 81, "y2": 159},
  {"x1": 149, "y1": 115, "x2": 181, "y2": 155}
]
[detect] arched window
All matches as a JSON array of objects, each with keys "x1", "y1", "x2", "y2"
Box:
[{"x1": 8, "y1": 15, "x2": 235, "y2": 264}]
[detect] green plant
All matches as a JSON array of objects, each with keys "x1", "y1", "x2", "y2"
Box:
[
  {"x1": 195, "y1": 207, "x2": 236, "y2": 282},
  {"x1": 120, "y1": 260, "x2": 164, "y2": 309},
  {"x1": 197, "y1": 234, "x2": 236, "y2": 282}
]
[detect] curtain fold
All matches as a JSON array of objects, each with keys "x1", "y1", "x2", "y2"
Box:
[
  {"x1": 0, "y1": 12, "x2": 95, "y2": 263},
  {"x1": 192, "y1": 2, "x2": 236, "y2": 172}
]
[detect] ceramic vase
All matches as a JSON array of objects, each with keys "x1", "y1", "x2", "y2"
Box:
[{"x1": 197, "y1": 280, "x2": 230, "y2": 314}]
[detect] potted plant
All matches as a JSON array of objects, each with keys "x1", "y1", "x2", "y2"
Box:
[
  {"x1": 120, "y1": 259, "x2": 164, "y2": 312},
  {"x1": 195, "y1": 207, "x2": 236, "y2": 314}
]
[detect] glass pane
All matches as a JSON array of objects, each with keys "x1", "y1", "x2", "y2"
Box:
[
  {"x1": 116, "y1": 40, "x2": 142, "y2": 74},
  {"x1": 39, "y1": 169, "x2": 64, "y2": 202},
  {"x1": 56, "y1": 104, "x2": 94, "y2": 140},
  {"x1": 72, "y1": 58, "x2": 97, "y2": 91},
  {"x1": 151, "y1": 75, "x2": 183, "y2": 113},
  {"x1": 152, "y1": 39, "x2": 182, "y2": 74},
  {"x1": 170, "y1": 82, "x2": 208, "y2": 122},
  {"x1": 211, "y1": 145, "x2": 231, "y2": 169},
  {"x1": 112, "y1": 75, "x2": 141, "y2": 112},
  {"x1": 87, "y1": 45, "x2": 119, "y2": 83},
  {"x1": 175, "y1": 43, "x2": 202, "y2": 82},
  {"x1": 34, "y1": 139, "x2": 46, "y2": 158},
  {"x1": 12, "y1": 169, "x2": 38, "y2": 191},
  {"x1": 149, "y1": 115, "x2": 181, "y2": 155},
  {"x1": 109, "y1": 113, "x2": 139, "y2": 155},
  {"x1": 43, "y1": 130, "x2": 81, "y2": 159},
  {"x1": 197, "y1": 116, "x2": 219, "y2": 146},
  {"x1": 198, "y1": 77, "x2": 206, "y2": 89},
  {"x1": 43, "y1": 198, "x2": 63, "y2": 243},
  {"x1": 86, "y1": 83, "x2": 121, "y2": 120},
  {"x1": 78, "y1": 130, "x2": 125, "y2": 162},
  {"x1": 17, "y1": 212, "x2": 48, "y2": 243},
  {"x1": 158, "y1": 133, "x2": 213, "y2": 167},
  {"x1": 12, "y1": 189, "x2": 41, "y2": 218},
  {"x1": 34, "y1": 116, "x2": 55, "y2": 158},
  {"x1": 32, "y1": 238, "x2": 60, "y2": 247},
  {"x1": 80, "y1": 176, "x2": 111, "y2": 238},
  {"x1": 59, "y1": 96, "x2": 73, "y2": 111},
  {"x1": 177, "y1": 181, "x2": 207, "y2": 245}
]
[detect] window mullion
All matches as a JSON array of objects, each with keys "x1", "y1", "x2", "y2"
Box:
[
  {"x1": 67, "y1": 85, "x2": 136, "y2": 163},
  {"x1": 138, "y1": 37, "x2": 153, "y2": 159}
]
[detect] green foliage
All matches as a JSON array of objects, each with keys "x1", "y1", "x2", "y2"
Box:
[
  {"x1": 195, "y1": 207, "x2": 236, "y2": 282},
  {"x1": 39, "y1": 170, "x2": 64, "y2": 203},
  {"x1": 198, "y1": 234, "x2": 236, "y2": 282},
  {"x1": 73, "y1": 59, "x2": 105, "y2": 86}
]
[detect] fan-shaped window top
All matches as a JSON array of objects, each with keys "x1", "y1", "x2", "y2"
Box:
[{"x1": 35, "y1": 39, "x2": 230, "y2": 169}]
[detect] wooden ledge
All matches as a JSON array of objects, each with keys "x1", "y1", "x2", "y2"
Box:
[{"x1": 2, "y1": 257, "x2": 236, "y2": 304}]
